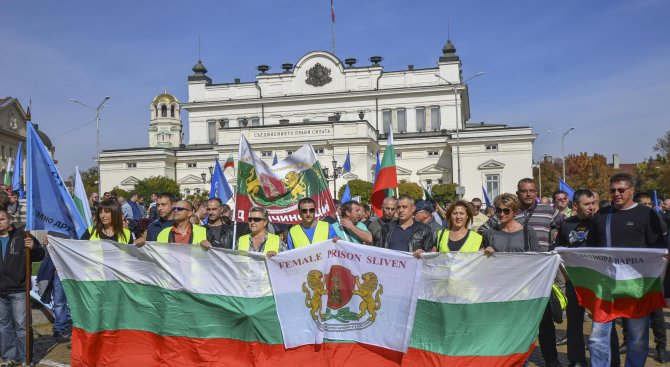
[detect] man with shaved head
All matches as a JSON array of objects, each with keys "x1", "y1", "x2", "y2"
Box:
[
  {"x1": 156, "y1": 200, "x2": 207, "y2": 245},
  {"x1": 367, "y1": 197, "x2": 397, "y2": 247}
]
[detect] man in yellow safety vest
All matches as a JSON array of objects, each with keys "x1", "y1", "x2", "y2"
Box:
[{"x1": 287, "y1": 198, "x2": 337, "y2": 249}]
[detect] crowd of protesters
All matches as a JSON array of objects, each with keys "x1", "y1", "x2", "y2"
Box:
[{"x1": 1, "y1": 173, "x2": 670, "y2": 366}]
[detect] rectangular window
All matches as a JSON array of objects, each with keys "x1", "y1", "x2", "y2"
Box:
[
  {"x1": 286, "y1": 150, "x2": 294, "y2": 156},
  {"x1": 261, "y1": 151, "x2": 273, "y2": 157},
  {"x1": 430, "y1": 106, "x2": 441, "y2": 131},
  {"x1": 415, "y1": 107, "x2": 426, "y2": 132},
  {"x1": 427, "y1": 151, "x2": 439, "y2": 156},
  {"x1": 251, "y1": 117, "x2": 260, "y2": 126},
  {"x1": 207, "y1": 120, "x2": 217, "y2": 144},
  {"x1": 486, "y1": 144, "x2": 498, "y2": 151},
  {"x1": 127, "y1": 162, "x2": 137, "y2": 168},
  {"x1": 425, "y1": 179, "x2": 433, "y2": 193},
  {"x1": 396, "y1": 108, "x2": 406, "y2": 133},
  {"x1": 187, "y1": 163, "x2": 197, "y2": 168},
  {"x1": 395, "y1": 152, "x2": 402, "y2": 159},
  {"x1": 314, "y1": 148, "x2": 324, "y2": 154},
  {"x1": 382, "y1": 109, "x2": 392, "y2": 134},
  {"x1": 485, "y1": 174, "x2": 500, "y2": 199}
]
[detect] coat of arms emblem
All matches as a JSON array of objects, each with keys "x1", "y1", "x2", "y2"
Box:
[
  {"x1": 305, "y1": 63, "x2": 332, "y2": 87},
  {"x1": 302, "y1": 265, "x2": 383, "y2": 331}
]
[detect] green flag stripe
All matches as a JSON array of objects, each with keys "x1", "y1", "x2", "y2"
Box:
[{"x1": 565, "y1": 266, "x2": 662, "y2": 301}]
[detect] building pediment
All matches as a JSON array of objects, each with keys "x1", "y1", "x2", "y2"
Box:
[
  {"x1": 178, "y1": 174, "x2": 204, "y2": 184},
  {"x1": 417, "y1": 164, "x2": 450, "y2": 175},
  {"x1": 342, "y1": 172, "x2": 359, "y2": 180},
  {"x1": 120, "y1": 176, "x2": 140, "y2": 186},
  {"x1": 478, "y1": 159, "x2": 505, "y2": 170},
  {"x1": 396, "y1": 166, "x2": 412, "y2": 176}
]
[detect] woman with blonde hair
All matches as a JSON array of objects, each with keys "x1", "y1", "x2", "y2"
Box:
[{"x1": 483, "y1": 193, "x2": 541, "y2": 254}]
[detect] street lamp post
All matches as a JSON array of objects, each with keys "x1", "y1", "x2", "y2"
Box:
[
  {"x1": 435, "y1": 72, "x2": 484, "y2": 199},
  {"x1": 331, "y1": 158, "x2": 342, "y2": 198},
  {"x1": 70, "y1": 96, "x2": 110, "y2": 195},
  {"x1": 547, "y1": 127, "x2": 575, "y2": 180}
]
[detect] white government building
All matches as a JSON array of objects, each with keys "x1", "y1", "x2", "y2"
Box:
[{"x1": 99, "y1": 40, "x2": 536, "y2": 202}]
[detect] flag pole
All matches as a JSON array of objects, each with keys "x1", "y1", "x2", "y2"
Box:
[
  {"x1": 330, "y1": 0, "x2": 336, "y2": 55},
  {"x1": 24, "y1": 231, "x2": 32, "y2": 365}
]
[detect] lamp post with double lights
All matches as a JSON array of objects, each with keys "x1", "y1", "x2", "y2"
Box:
[
  {"x1": 201, "y1": 165, "x2": 214, "y2": 184},
  {"x1": 547, "y1": 127, "x2": 575, "y2": 180},
  {"x1": 321, "y1": 158, "x2": 343, "y2": 199},
  {"x1": 70, "y1": 96, "x2": 110, "y2": 195},
  {"x1": 434, "y1": 72, "x2": 484, "y2": 199}
]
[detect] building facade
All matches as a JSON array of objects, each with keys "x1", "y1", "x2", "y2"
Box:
[{"x1": 100, "y1": 41, "x2": 536, "y2": 202}]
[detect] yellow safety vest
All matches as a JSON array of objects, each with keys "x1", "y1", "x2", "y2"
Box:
[
  {"x1": 437, "y1": 230, "x2": 483, "y2": 252},
  {"x1": 238, "y1": 233, "x2": 281, "y2": 254},
  {"x1": 87, "y1": 226, "x2": 132, "y2": 243},
  {"x1": 289, "y1": 221, "x2": 330, "y2": 248},
  {"x1": 156, "y1": 224, "x2": 207, "y2": 244}
]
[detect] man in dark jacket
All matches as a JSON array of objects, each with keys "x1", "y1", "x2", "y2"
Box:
[
  {"x1": 0, "y1": 210, "x2": 45, "y2": 364},
  {"x1": 146, "y1": 193, "x2": 176, "y2": 241},
  {"x1": 380, "y1": 195, "x2": 434, "y2": 253},
  {"x1": 199, "y1": 198, "x2": 234, "y2": 249}
]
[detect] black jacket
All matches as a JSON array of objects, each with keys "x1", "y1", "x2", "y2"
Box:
[
  {"x1": 205, "y1": 223, "x2": 234, "y2": 249},
  {"x1": 380, "y1": 219, "x2": 435, "y2": 252},
  {"x1": 0, "y1": 227, "x2": 45, "y2": 293}
]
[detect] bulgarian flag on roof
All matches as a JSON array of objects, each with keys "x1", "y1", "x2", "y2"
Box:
[
  {"x1": 371, "y1": 131, "x2": 398, "y2": 217},
  {"x1": 223, "y1": 154, "x2": 235, "y2": 171},
  {"x1": 557, "y1": 247, "x2": 668, "y2": 322},
  {"x1": 236, "y1": 135, "x2": 334, "y2": 224}
]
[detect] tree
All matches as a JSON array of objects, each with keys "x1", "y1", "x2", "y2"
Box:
[
  {"x1": 534, "y1": 159, "x2": 560, "y2": 199},
  {"x1": 184, "y1": 190, "x2": 210, "y2": 205},
  {"x1": 398, "y1": 181, "x2": 423, "y2": 201},
  {"x1": 564, "y1": 153, "x2": 615, "y2": 198},
  {"x1": 430, "y1": 183, "x2": 458, "y2": 205},
  {"x1": 132, "y1": 176, "x2": 181, "y2": 201},
  {"x1": 337, "y1": 179, "x2": 373, "y2": 204},
  {"x1": 638, "y1": 130, "x2": 670, "y2": 197},
  {"x1": 110, "y1": 186, "x2": 129, "y2": 198}
]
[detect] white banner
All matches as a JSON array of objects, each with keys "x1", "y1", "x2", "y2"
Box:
[{"x1": 267, "y1": 241, "x2": 421, "y2": 352}]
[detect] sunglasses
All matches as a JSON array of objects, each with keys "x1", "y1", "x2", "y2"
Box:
[
  {"x1": 172, "y1": 206, "x2": 191, "y2": 212},
  {"x1": 300, "y1": 208, "x2": 316, "y2": 214},
  {"x1": 495, "y1": 207, "x2": 512, "y2": 215},
  {"x1": 248, "y1": 217, "x2": 264, "y2": 223},
  {"x1": 609, "y1": 187, "x2": 630, "y2": 194}
]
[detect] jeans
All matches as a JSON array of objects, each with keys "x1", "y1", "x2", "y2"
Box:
[
  {"x1": 0, "y1": 292, "x2": 31, "y2": 362},
  {"x1": 591, "y1": 316, "x2": 649, "y2": 367},
  {"x1": 52, "y1": 274, "x2": 71, "y2": 334},
  {"x1": 621, "y1": 308, "x2": 666, "y2": 350}
]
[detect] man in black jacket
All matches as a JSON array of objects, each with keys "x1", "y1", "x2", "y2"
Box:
[
  {"x1": 199, "y1": 198, "x2": 234, "y2": 250},
  {"x1": 0, "y1": 209, "x2": 45, "y2": 364},
  {"x1": 380, "y1": 195, "x2": 434, "y2": 254}
]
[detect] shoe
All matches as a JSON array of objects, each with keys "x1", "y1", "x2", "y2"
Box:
[
  {"x1": 556, "y1": 337, "x2": 568, "y2": 346},
  {"x1": 657, "y1": 346, "x2": 667, "y2": 363},
  {"x1": 568, "y1": 362, "x2": 587, "y2": 367},
  {"x1": 619, "y1": 343, "x2": 627, "y2": 354}
]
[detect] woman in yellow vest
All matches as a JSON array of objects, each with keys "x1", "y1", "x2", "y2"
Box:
[
  {"x1": 237, "y1": 207, "x2": 287, "y2": 258},
  {"x1": 434, "y1": 200, "x2": 483, "y2": 252},
  {"x1": 80, "y1": 199, "x2": 133, "y2": 244}
]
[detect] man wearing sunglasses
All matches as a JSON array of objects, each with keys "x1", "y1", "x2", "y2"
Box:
[
  {"x1": 586, "y1": 173, "x2": 667, "y2": 367},
  {"x1": 156, "y1": 200, "x2": 207, "y2": 245},
  {"x1": 287, "y1": 198, "x2": 337, "y2": 249}
]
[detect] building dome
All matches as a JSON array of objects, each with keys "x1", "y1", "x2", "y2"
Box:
[{"x1": 152, "y1": 92, "x2": 178, "y2": 105}]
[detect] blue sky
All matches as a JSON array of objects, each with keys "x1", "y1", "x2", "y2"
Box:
[{"x1": 3, "y1": 0, "x2": 669, "y2": 177}]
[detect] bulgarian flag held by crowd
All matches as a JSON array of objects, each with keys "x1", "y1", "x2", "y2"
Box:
[
  {"x1": 557, "y1": 247, "x2": 668, "y2": 322},
  {"x1": 47, "y1": 237, "x2": 559, "y2": 367},
  {"x1": 371, "y1": 131, "x2": 398, "y2": 217},
  {"x1": 236, "y1": 135, "x2": 334, "y2": 224},
  {"x1": 3, "y1": 157, "x2": 12, "y2": 188},
  {"x1": 73, "y1": 166, "x2": 93, "y2": 226},
  {"x1": 223, "y1": 153, "x2": 235, "y2": 171}
]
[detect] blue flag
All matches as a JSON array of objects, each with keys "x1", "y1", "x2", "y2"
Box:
[
  {"x1": 11, "y1": 142, "x2": 24, "y2": 199},
  {"x1": 341, "y1": 183, "x2": 351, "y2": 203},
  {"x1": 373, "y1": 150, "x2": 380, "y2": 183},
  {"x1": 654, "y1": 190, "x2": 660, "y2": 212},
  {"x1": 559, "y1": 178, "x2": 575, "y2": 201},
  {"x1": 342, "y1": 148, "x2": 351, "y2": 173},
  {"x1": 209, "y1": 158, "x2": 234, "y2": 204},
  {"x1": 272, "y1": 152, "x2": 279, "y2": 166},
  {"x1": 482, "y1": 186, "x2": 492, "y2": 208},
  {"x1": 26, "y1": 122, "x2": 87, "y2": 238}
]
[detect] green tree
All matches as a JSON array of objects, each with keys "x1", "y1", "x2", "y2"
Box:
[
  {"x1": 110, "y1": 186, "x2": 129, "y2": 198},
  {"x1": 430, "y1": 183, "x2": 458, "y2": 205},
  {"x1": 337, "y1": 179, "x2": 373, "y2": 204},
  {"x1": 637, "y1": 130, "x2": 670, "y2": 197},
  {"x1": 534, "y1": 159, "x2": 560, "y2": 199},
  {"x1": 132, "y1": 176, "x2": 181, "y2": 201},
  {"x1": 184, "y1": 190, "x2": 210, "y2": 205},
  {"x1": 398, "y1": 181, "x2": 423, "y2": 201}
]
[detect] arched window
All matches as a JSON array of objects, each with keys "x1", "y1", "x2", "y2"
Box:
[
  {"x1": 171, "y1": 106, "x2": 175, "y2": 117},
  {"x1": 161, "y1": 105, "x2": 167, "y2": 117},
  {"x1": 155, "y1": 106, "x2": 158, "y2": 118}
]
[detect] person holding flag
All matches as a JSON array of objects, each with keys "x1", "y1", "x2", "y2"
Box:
[{"x1": 287, "y1": 198, "x2": 337, "y2": 249}]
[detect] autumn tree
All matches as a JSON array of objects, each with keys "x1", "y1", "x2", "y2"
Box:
[
  {"x1": 564, "y1": 153, "x2": 615, "y2": 197},
  {"x1": 534, "y1": 159, "x2": 560, "y2": 199}
]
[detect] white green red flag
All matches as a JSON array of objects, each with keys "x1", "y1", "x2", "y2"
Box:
[
  {"x1": 371, "y1": 131, "x2": 397, "y2": 217},
  {"x1": 3, "y1": 157, "x2": 12, "y2": 187},
  {"x1": 48, "y1": 237, "x2": 559, "y2": 367},
  {"x1": 223, "y1": 153, "x2": 234, "y2": 171},
  {"x1": 558, "y1": 247, "x2": 667, "y2": 322},
  {"x1": 73, "y1": 166, "x2": 93, "y2": 226},
  {"x1": 236, "y1": 135, "x2": 334, "y2": 224}
]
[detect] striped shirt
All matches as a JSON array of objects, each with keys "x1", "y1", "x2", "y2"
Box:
[{"x1": 478, "y1": 203, "x2": 564, "y2": 250}]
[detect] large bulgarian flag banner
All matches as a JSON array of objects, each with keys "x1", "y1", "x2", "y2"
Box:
[
  {"x1": 48, "y1": 237, "x2": 559, "y2": 367},
  {"x1": 236, "y1": 135, "x2": 334, "y2": 224},
  {"x1": 557, "y1": 247, "x2": 668, "y2": 322}
]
